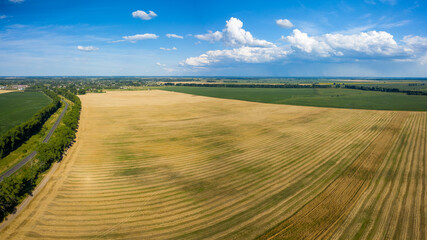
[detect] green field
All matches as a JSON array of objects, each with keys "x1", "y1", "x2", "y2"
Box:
[
  {"x1": 0, "y1": 92, "x2": 52, "y2": 135},
  {"x1": 161, "y1": 86, "x2": 427, "y2": 111},
  {"x1": 0, "y1": 101, "x2": 65, "y2": 175}
]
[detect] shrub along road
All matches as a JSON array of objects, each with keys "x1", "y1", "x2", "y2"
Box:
[{"x1": 0, "y1": 100, "x2": 69, "y2": 182}]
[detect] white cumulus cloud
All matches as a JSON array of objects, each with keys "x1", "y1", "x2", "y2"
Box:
[
  {"x1": 185, "y1": 17, "x2": 427, "y2": 68},
  {"x1": 132, "y1": 10, "x2": 157, "y2": 20},
  {"x1": 224, "y1": 17, "x2": 275, "y2": 47},
  {"x1": 325, "y1": 31, "x2": 399, "y2": 55},
  {"x1": 276, "y1": 19, "x2": 294, "y2": 28},
  {"x1": 77, "y1": 46, "x2": 99, "y2": 52},
  {"x1": 286, "y1": 29, "x2": 335, "y2": 57},
  {"x1": 185, "y1": 17, "x2": 287, "y2": 66},
  {"x1": 286, "y1": 29, "x2": 401, "y2": 57},
  {"x1": 166, "y1": 33, "x2": 184, "y2": 39},
  {"x1": 195, "y1": 31, "x2": 223, "y2": 42},
  {"x1": 184, "y1": 46, "x2": 289, "y2": 66},
  {"x1": 195, "y1": 17, "x2": 274, "y2": 47},
  {"x1": 116, "y1": 33, "x2": 159, "y2": 43}
]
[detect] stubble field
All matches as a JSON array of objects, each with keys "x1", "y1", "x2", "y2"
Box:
[
  {"x1": 0, "y1": 90, "x2": 15, "y2": 95},
  {"x1": 0, "y1": 90, "x2": 425, "y2": 239}
]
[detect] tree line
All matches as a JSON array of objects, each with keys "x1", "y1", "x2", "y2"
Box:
[
  {"x1": 0, "y1": 90, "x2": 61, "y2": 159},
  {"x1": 164, "y1": 83, "x2": 333, "y2": 88},
  {"x1": 0, "y1": 89, "x2": 81, "y2": 222},
  {"x1": 344, "y1": 85, "x2": 427, "y2": 95}
]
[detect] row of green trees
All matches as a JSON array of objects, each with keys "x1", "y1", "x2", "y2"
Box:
[
  {"x1": 0, "y1": 90, "x2": 81, "y2": 222},
  {"x1": 0, "y1": 90, "x2": 61, "y2": 159},
  {"x1": 344, "y1": 85, "x2": 427, "y2": 95},
  {"x1": 165, "y1": 83, "x2": 333, "y2": 88},
  {"x1": 37, "y1": 88, "x2": 81, "y2": 172}
]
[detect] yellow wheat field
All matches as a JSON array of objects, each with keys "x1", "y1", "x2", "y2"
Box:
[
  {"x1": 0, "y1": 90, "x2": 15, "y2": 94},
  {"x1": 0, "y1": 90, "x2": 425, "y2": 239}
]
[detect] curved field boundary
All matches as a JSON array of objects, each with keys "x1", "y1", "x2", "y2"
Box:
[
  {"x1": 258, "y1": 112, "x2": 408, "y2": 239},
  {"x1": 0, "y1": 100, "x2": 69, "y2": 182}
]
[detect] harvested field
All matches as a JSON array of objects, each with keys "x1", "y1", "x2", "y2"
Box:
[
  {"x1": 0, "y1": 90, "x2": 424, "y2": 239},
  {"x1": 0, "y1": 90, "x2": 16, "y2": 94}
]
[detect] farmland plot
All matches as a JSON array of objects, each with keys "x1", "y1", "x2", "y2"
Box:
[
  {"x1": 0, "y1": 91, "x2": 52, "y2": 135},
  {"x1": 0, "y1": 90, "x2": 424, "y2": 239}
]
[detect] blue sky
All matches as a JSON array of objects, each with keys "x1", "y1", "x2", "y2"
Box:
[{"x1": 0, "y1": 0, "x2": 426, "y2": 76}]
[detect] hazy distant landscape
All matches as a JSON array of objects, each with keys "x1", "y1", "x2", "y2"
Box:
[{"x1": 1, "y1": 0, "x2": 427, "y2": 239}]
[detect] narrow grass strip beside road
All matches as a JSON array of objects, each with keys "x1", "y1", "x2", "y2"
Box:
[{"x1": 0, "y1": 100, "x2": 69, "y2": 182}]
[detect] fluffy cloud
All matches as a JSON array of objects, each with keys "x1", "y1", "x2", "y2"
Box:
[
  {"x1": 276, "y1": 19, "x2": 294, "y2": 28},
  {"x1": 116, "y1": 33, "x2": 159, "y2": 43},
  {"x1": 160, "y1": 47, "x2": 177, "y2": 51},
  {"x1": 77, "y1": 46, "x2": 99, "y2": 52},
  {"x1": 195, "y1": 31, "x2": 223, "y2": 42},
  {"x1": 184, "y1": 46, "x2": 289, "y2": 66},
  {"x1": 132, "y1": 10, "x2": 157, "y2": 20},
  {"x1": 325, "y1": 31, "x2": 399, "y2": 55},
  {"x1": 185, "y1": 17, "x2": 427, "y2": 68},
  {"x1": 286, "y1": 29, "x2": 401, "y2": 57},
  {"x1": 166, "y1": 33, "x2": 184, "y2": 39},
  {"x1": 186, "y1": 18, "x2": 282, "y2": 66},
  {"x1": 224, "y1": 18, "x2": 274, "y2": 47},
  {"x1": 286, "y1": 29, "x2": 335, "y2": 57},
  {"x1": 195, "y1": 17, "x2": 274, "y2": 47},
  {"x1": 156, "y1": 62, "x2": 166, "y2": 67}
]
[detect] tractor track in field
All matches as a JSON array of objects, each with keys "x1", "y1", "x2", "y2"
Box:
[{"x1": 258, "y1": 112, "x2": 408, "y2": 240}]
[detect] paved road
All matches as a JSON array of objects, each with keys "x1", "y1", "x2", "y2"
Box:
[{"x1": 0, "y1": 100, "x2": 69, "y2": 182}]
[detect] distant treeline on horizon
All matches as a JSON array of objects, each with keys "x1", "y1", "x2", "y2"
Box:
[{"x1": 164, "y1": 82, "x2": 427, "y2": 95}]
